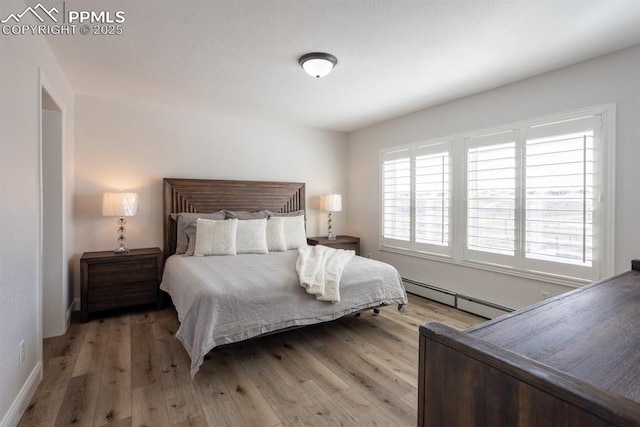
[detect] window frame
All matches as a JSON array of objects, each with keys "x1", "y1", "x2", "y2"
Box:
[
  {"x1": 381, "y1": 140, "x2": 454, "y2": 258},
  {"x1": 379, "y1": 104, "x2": 616, "y2": 286}
]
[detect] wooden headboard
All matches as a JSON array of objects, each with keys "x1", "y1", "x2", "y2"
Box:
[{"x1": 163, "y1": 178, "x2": 305, "y2": 257}]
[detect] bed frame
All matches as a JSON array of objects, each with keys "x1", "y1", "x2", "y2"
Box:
[{"x1": 163, "y1": 178, "x2": 305, "y2": 258}]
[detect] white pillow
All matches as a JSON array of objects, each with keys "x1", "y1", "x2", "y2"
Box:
[
  {"x1": 236, "y1": 219, "x2": 269, "y2": 254},
  {"x1": 282, "y1": 215, "x2": 307, "y2": 249},
  {"x1": 266, "y1": 217, "x2": 287, "y2": 252},
  {"x1": 171, "y1": 211, "x2": 225, "y2": 254},
  {"x1": 194, "y1": 218, "x2": 238, "y2": 256}
]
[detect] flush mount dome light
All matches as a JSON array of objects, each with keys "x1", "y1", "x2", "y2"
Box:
[{"x1": 298, "y1": 52, "x2": 338, "y2": 78}]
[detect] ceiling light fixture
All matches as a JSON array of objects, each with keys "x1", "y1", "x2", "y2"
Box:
[{"x1": 298, "y1": 52, "x2": 338, "y2": 78}]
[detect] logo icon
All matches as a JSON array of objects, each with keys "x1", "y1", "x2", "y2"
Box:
[{"x1": 1, "y1": 3, "x2": 59, "y2": 24}]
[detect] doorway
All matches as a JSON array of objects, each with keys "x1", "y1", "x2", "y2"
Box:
[{"x1": 40, "y1": 83, "x2": 67, "y2": 338}]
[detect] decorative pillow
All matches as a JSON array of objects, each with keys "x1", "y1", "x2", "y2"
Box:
[
  {"x1": 171, "y1": 211, "x2": 225, "y2": 254},
  {"x1": 281, "y1": 215, "x2": 307, "y2": 249},
  {"x1": 236, "y1": 219, "x2": 269, "y2": 254},
  {"x1": 224, "y1": 210, "x2": 269, "y2": 220},
  {"x1": 183, "y1": 223, "x2": 199, "y2": 256},
  {"x1": 194, "y1": 218, "x2": 238, "y2": 256},
  {"x1": 266, "y1": 209, "x2": 305, "y2": 217},
  {"x1": 266, "y1": 217, "x2": 287, "y2": 252}
]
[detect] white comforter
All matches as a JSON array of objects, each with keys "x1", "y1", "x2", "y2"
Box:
[{"x1": 161, "y1": 250, "x2": 407, "y2": 377}]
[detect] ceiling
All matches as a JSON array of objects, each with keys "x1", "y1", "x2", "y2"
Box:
[{"x1": 42, "y1": 0, "x2": 640, "y2": 132}]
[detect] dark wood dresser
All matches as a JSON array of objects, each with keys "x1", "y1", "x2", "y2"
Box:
[
  {"x1": 419, "y1": 262, "x2": 640, "y2": 426},
  {"x1": 80, "y1": 247, "x2": 163, "y2": 322}
]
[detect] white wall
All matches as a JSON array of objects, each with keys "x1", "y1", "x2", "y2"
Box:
[
  {"x1": 347, "y1": 44, "x2": 640, "y2": 309},
  {"x1": 73, "y1": 95, "x2": 348, "y2": 299},
  {"x1": 0, "y1": 0, "x2": 75, "y2": 422}
]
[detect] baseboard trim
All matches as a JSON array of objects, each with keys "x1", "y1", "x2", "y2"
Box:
[
  {"x1": 66, "y1": 303, "x2": 73, "y2": 328},
  {"x1": 0, "y1": 362, "x2": 42, "y2": 427}
]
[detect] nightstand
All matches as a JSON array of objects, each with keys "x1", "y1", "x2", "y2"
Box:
[
  {"x1": 80, "y1": 247, "x2": 163, "y2": 322},
  {"x1": 307, "y1": 235, "x2": 361, "y2": 256}
]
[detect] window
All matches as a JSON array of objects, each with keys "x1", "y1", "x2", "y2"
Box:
[
  {"x1": 380, "y1": 105, "x2": 614, "y2": 284},
  {"x1": 382, "y1": 151, "x2": 411, "y2": 245},
  {"x1": 415, "y1": 150, "x2": 450, "y2": 248},
  {"x1": 522, "y1": 116, "x2": 599, "y2": 279},
  {"x1": 466, "y1": 134, "x2": 516, "y2": 261},
  {"x1": 382, "y1": 142, "x2": 452, "y2": 256}
]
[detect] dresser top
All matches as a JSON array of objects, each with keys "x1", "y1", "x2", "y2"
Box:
[
  {"x1": 467, "y1": 269, "x2": 640, "y2": 403},
  {"x1": 81, "y1": 247, "x2": 162, "y2": 261}
]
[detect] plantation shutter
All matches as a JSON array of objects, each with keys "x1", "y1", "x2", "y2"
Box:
[
  {"x1": 414, "y1": 145, "x2": 451, "y2": 255},
  {"x1": 523, "y1": 115, "x2": 601, "y2": 280},
  {"x1": 382, "y1": 149, "x2": 412, "y2": 249},
  {"x1": 465, "y1": 131, "x2": 517, "y2": 265}
]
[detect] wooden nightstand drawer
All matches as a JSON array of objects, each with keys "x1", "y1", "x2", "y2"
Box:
[
  {"x1": 87, "y1": 259, "x2": 157, "y2": 287},
  {"x1": 81, "y1": 247, "x2": 163, "y2": 322},
  {"x1": 88, "y1": 281, "x2": 158, "y2": 312}
]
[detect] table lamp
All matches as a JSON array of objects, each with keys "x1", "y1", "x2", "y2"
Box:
[{"x1": 320, "y1": 194, "x2": 342, "y2": 240}]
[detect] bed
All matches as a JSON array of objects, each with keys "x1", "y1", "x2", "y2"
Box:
[{"x1": 160, "y1": 178, "x2": 408, "y2": 377}]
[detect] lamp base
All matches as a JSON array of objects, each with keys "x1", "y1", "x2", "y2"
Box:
[
  {"x1": 327, "y1": 211, "x2": 337, "y2": 240},
  {"x1": 113, "y1": 216, "x2": 129, "y2": 254}
]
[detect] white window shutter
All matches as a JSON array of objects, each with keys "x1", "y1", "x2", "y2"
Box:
[
  {"x1": 414, "y1": 144, "x2": 452, "y2": 255},
  {"x1": 382, "y1": 151, "x2": 412, "y2": 249},
  {"x1": 465, "y1": 132, "x2": 517, "y2": 265},
  {"x1": 523, "y1": 116, "x2": 600, "y2": 280}
]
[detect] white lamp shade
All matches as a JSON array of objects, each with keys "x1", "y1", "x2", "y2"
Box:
[
  {"x1": 102, "y1": 192, "x2": 139, "y2": 217},
  {"x1": 320, "y1": 194, "x2": 342, "y2": 212}
]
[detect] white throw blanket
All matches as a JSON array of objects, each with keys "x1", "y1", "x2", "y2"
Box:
[{"x1": 296, "y1": 245, "x2": 355, "y2": 303}]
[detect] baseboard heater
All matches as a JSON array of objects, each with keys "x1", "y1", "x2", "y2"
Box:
[
  {"x1": 456, "y1": 294, "x2": 514, "y2": 319},
  {"x1": 402, "y1": 278, "x2": 457, "y2": 307},
  {"x1": 402, "y1": 278, "x2": 514, "y2": 319}
]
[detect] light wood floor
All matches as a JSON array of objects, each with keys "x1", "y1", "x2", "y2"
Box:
[{"x1": 18, "y1": 294, "x2": 483, "y2": 427}]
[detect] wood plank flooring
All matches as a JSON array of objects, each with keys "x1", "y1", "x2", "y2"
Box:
[{"x1": 18, "y1": 294, "x2": 483, "y2": 427}]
